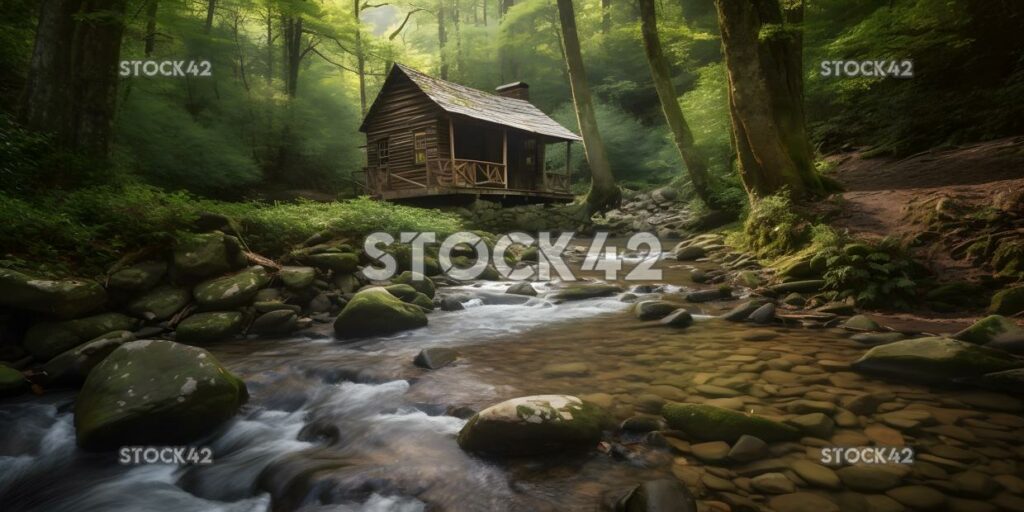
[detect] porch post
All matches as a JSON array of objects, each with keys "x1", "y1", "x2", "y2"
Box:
[
  {"x1": 565, "y1": 141, "x2": 572, "y2": 191},
  {"x1": 448, "y1": 117, "x2": 456, "y2": 161},
  {"x1": 502, "y1": 129, "x2": 508, "y2": 189}
]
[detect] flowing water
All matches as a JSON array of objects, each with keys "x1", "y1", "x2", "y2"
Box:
[{"x1": 1, "y1": 247, "x2": 1022, "y2": 511}]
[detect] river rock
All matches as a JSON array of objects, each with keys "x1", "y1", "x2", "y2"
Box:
[
  {"x1": 616, "y1": 479, "x2": 697, "y2": 512},
  {"x1": 970, "y1": 368, "x2": 1024, "y2": 392},
  {"x1": 43, "y1": 330, "x2": 134, "y2": 386},
  {"x1": 333, "y1": 287, "x2": 427, "y2": 339},
  {"x1": 790, "y1": 460, "x2": 841, "y2": 489},
  {"x1": 278, "y1": 266, "x2": 316, "y2": 289},
  {"x1": 686, "y1": 287, "x2": 732, "y2": 303},
  {"x1": 842, "y1": 315, "x2": 882, "y2": 332},
  {"x1": 767, "y1": 280, "x2": 825, "y2": 295},
  {"x1": 173, "y1": 232, "x2": 246, "y2": 279},
  {"x1": 851, "y1": 337, "x2": 1024, "y2": 384},
  {"x1": 886, "y1": 485, "x2": 947, "y2": 509},
  {"x1": 674, "y1": 245, "x2": 706, "y2": 261},
  {"x1": 176, "y1": 311, "x2": 245, "y2": 344},
  {"x1": 661, "y1": 402, "x2": 799, "y2": 443},
  {"x1": 850, "y1": 332, "x2": 905, "y2": 346},
  {"x1": 414, "y1": 347, "x2": 458, "y2": 369},
  {"x1": 506, "y1": 282, "x2": 537, "y2": 296},
  {"x1": 0, "y1": 365, "x2": 27, "y2": 396},
  {"x1": 748, "y1": 303, "x2": 776, "y2": 324},
  {"x1": 108, "y1": 261, "x2": 166, "y2": 292},
  {"x1": 194, "y1": 266, "x2": 270, "y2": 310},
  {"x1": 302, "y1": 252, "x2": 359, "y2": 273},
  {"x1": 767, "y1": 492, "x2": 840, "y2": 512},
  {"x1": 126, "y1": 285, "x2": 190, "y2": 321},
  {"x1": 787, "y1": 412, "x2": 834, "y2": 438},
  {"x1": 457, "y1": 395, "x2": 608, "y2": 455},
  {"x1": 634, "y1": 300, "x2": 677, "y2": 321},
  {"x1": 989, "y1": 286, "x2": 1024, "y2": 316},
  {"x1": 752, "y1": 472, "x2": 796, "y2": 494},
  {"x1": 659, "y1": 309, "x2": 693, "y2": 328},
  {"x1": 411, "y1": 293, "x2": 434, "y2": 311},
  {"x1": 23, "y1": 313, "x2": 140, "y2": 362},
  {"x1": 74, "y1": 340, "x2": 248, "y2": 450},
  {"x1": 836, "y1": 465, "x2": 903, "y2": 492},
  {"x1": 394, "y1": 271, "x2": 436, "y2": 299},
  {"x1": 721, "y1": 300, "x2": 769, "y2": 322},
  {"x1": 727, "y1": 434, "x2": 767, "y2": 462},
  {"x1": 384, "y1": 283, "x2": 420, "y2": 302},
  {"x1": 0, "y1": 268, "x2": 106, "y2": 319},
  {"x1": 250, "y1": 310, "x2": 298, "y2": 336},
  {"x1": 954, "y1": 315, "x2": 1024, "y2": 352},
  {"x1": 551, "y1": 284, "x2": 622, "y2": 301}
]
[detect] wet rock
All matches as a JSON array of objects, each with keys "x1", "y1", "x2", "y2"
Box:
[
  {"x1": 634, "y1": 300, "x2": 677, "y2": 321},
  {"x1": 333, "y1": 288, "x2": 427, "y2": 339},
  {"x1": 176, "y1": 312, "x2": 245, "y2": 344},
  {"x1": 194, "y1": 266, "x2": 270, "y2": 310},
  {"x1": 816, "y1": 302, "x2": 857, "y2": 316},
  {"x1": 885, "y1": 485, "x2": 947, "y2": 510},
  {"x1": 74, "y1": 340, "x2": 247, "y2": 450},
  {"x1": 743, "y1": 330, "x2": 778, "y2": 341},
  {"x1": 782, "y1": 293, "x2": 806, "y2": 307},
  {"x1": 302, "y1": 252, "x2": 359, "y2": 273},
  {"x1": 658, "y1": 309, "x2": 693, "y2": 328},
  {"x1": 841, "y1": 392, "x2": 892, "y2": 415},
  {"x1": 43, "y1": 330, "x2": 134, "y2": 386},
  {"x1": 278, "y1": 266, "x2": 316, "y2": 289},
  {"x1": 551, "y1": 284, "x2": 622, "y2": 301},
  {"x1": 620, "y1": 415, "x2": 666, "y2": 433},
  {"x1": 541, "y1": 362, "x2": 591, "y2": 377},
  {"x1": 506, "y1": 282, "x2": 537, "y2": 297},
  {"x1": 721, "y1": 300, "x2": 769, "y2": 322},
  {"x1": 674, "y1": 245, "x2": 706, "y2": 261},
  {"x1": 850, "y1": 332, "x2": 905, "y2": 346},
  {"x1": 0, "y1": 268, "x2": 106, "y2": 319},
  {"x1": 661, "y1": 402, "x2": 799, "y2": 443},
  {"x1": 842, "y1": 315, "x2": 882, "y2": 332},
  {"x1": 173, "y1": 232, "x2": 246, "y2": 279},
  {"x1": 972, "y1": 368, "x2": 1024, "y2": 393},
  {"x1": 440, "y1": 296, "x2": 465, "y2": 311},
  {"x1": 728, "y1": 434, "x2": 767, "y2": 462},
  {"x1": 685, "y1": 287, "x2": 732, "y2": 303},
  {"x1": 250, "y1": 310, "x2": 298, "y2": 336},
  {"x1": 384, "y1": 283, "x2": 420, "y2": 302},
  {"x1": 691, "y1": 441, "x2": 731, "y2": 463},
  {"x1": 851, "y1": 337, "x2": 1024, "y2": 384},
  {"x1": 108, "y1": 261, "x2": 166, "y2": 292},
  {"x1": 689, "y1": 270, "x2": 708, "y2": 283},
  {"x1": 950, "y1": 470, "x2": 998, "y2": 498},
  {"x1": 393, "y1": 271, "x2": 436, "y2": 299},
  {"x1": 0, "y1": 365, "x2": 27, "y2": 396},
  {"x1": 306, "y1": 293, "x2": 332, "y2": 314},
  {"x1": 767, "y1": 280, "x2": 825, "y2": 295},
  {"x1": 786, "y1": 413, "x2": 834, "y2": 438},
  {"x1": 748, "y1": 303, "x2": 776, "y2": 324},
  {"x1": 767, "y1": 492, "x2": 840, "y2": 512},
  {"x1": 23, "y1": 313, "x2": 139, "y2": 362},
  {"x1": 410, "y1": 293, "x2": 434, "y2": 311},
  {"x1": 457, "y1": 395, "x2": 608, "y2": 456},
  {"x1": 954, "y1": 315, "x2": 1024, "y2": 353},
  {"x1": 127, "y1": 285, "x2": 190, "y2": 321},
  {"x1": 835, "y1": 465, "x2": 904, "y2": 492},
  {"x1": 751, "y1": 472, "x2": 796, "y2": 494},
  {"x1": 790, "y1": 460, "x2": 841, "y2": 489},
  {"x1": 989, "y1": 286, "x2": 1024, "y2": 316},
  {"x1": 615, "y1": 479, "x2": 697, "y2": 512},
  {"x1": 414, "y1": 347, "x2": 458, "y2": 370}
]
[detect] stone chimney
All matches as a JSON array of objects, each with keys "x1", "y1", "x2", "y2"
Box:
[{"x1": 495, "y1": 81, "x2": 530, "y2": 101}]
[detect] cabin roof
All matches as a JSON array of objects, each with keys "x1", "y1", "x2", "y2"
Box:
[{"x1": 360, "y1": 64, "x2": 582, "y2": 142}]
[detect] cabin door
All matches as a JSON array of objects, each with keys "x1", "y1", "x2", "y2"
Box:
[{"x1": 508, "y1": 132, "x2": 541, "y2": 190}]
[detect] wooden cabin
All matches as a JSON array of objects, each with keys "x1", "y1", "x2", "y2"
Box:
[{"x1": 358, "y1": 64, "x2": 581, "y2": 202}]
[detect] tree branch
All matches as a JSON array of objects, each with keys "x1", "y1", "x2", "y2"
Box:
[{"x1": 389, "y1": 8, "x2": 425, "y2": 40}]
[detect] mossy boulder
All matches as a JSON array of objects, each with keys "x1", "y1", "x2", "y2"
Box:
[
  {"x1": 43, "y1": 330, "x2": 135, "y2": 386},
  {"x1": 989, "y1": 286, "x2": 1024, "y2": 316},
  {"x1": 393, "y1": 271, "x2": 435, "y2": 299},
  {"x1": 333, "y1": 288, "x2": 427, "y2": 339},
  {"x1": 249, "y1": 310, "x2": 298, "y2": 336},
  {"x1": 0, "y1": 268, "x2": 106, "y2": 319},
  {"x1": 519, "y1": 246, "x2": 539, "y2": 262},
  {"x1": 851, "y1": 337, "x2": 1024, "y2": 384},
  {"x1": 173, "y1": 232, "x2": 246, "y2": 279},
  {"x1": 767, "y1": 280, "x2": 825, "y2": 295},
  {"x1": 127, "y1": 285, "x2": 190, "y2": 321},
  {"x1": 278, "y1": 266, "x2": 316, "y2": 289},
  {"x1": 74, "y1": 340, "x2": 248, "y2": 450},
  {"x1": 616, "y1": 479, "x2": 698, "y2": 512},
  {"x1": 107, "y1": 261, "x2": 166, "y2": 292},
  {"x1": 506, "y1": 282, "x2": 538, "y2": 296},
  {"x1": 551, "y1": 284, "x2": 622, "y2": 301},
  {"x1": 0, "y1": 365, "x2": 27, "y2": 396},
  {"x1": 634, "y1": 300, "x2": 678, "y2": 321},
  {"x1": 457, "y1": 395, "x2": 609, "y2": 456},
  {"x1": 384, "y1": 284, "x2": 420, "y2": 302},
  {"x1": 303, "y1": 252, "x2": 359, "y2": 273},
  {"x1": 954, "y1": 315, "x2": 1024, "y2": 350},
  {"x1": 194, "y1": 266, "x2": 269, "y2": 310},
  {"x1": 23, "y1": 313, "x2": 140, "y2": 362},
  {"x1": 176, "y1": 312, "x2": 245, "y2": 344},
  {"x1": 661, "y1": 402, "x2": 799, "y2": 443},
  {"x1": 411, "y1": 293, "x2": 434, "y2": 311}
]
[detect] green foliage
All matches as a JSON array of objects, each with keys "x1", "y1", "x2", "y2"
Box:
[
  {"x1": 818, "y1": 234, "x2": 922, "y2": 309},
  {"x1": 740, "y1": 192, "x2": 808, "y2": 258}
]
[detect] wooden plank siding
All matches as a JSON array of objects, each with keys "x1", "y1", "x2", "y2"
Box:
[{"x1": 364, "y1": 73, "x2": 442, "y2": 188}]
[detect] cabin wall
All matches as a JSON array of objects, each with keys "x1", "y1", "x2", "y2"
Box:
[{"x1": 364, "y1": 75, "x2": 442, "y2": 173}]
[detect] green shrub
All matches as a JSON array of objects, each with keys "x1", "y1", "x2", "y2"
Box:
[{"x1": 740, "y1": 191, "x2": 808, "y2": 258}]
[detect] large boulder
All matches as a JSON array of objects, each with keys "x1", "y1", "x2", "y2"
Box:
[
  {"x1": 23, "y1": 313, "x2": 139, "y2": 362},
  {"x1": 394, "y1": 271, "x2": 436, "y2": 299},
  {"x1": 249, "y1": 310, "x2": 298, "y2": 336},
  {"x1": 0, "y1": 365, "x2": 27, "y2": 396},
  {"x1": 384, "y1": 284, "x2": 420, "y2": 302},
  {"x1": 0, "y1": 268, "x2": 106, "y2": 319},
  {"x1": 278, "y1": 266, "x2": 316, "y2": 290},
  {"x1": 851, "y1": 337, "x2": 1024, "y2": 384},
  {"x1": 333, "y1": 288, "x2": 427, "y2": 339},
  {"x1": 126, "y1": 285, "x2": 191, "y2": 321},
  {"x1": 74, "y1": 340, "x2": 248, "y2": 450},
  {"x1": 634, "y1": 300, "x2": 678, "y2": 321},
  {"x1": 661, "y1": 402, "x2": 799, "y2": 443},
  {"x1": 414, "y1": 347, "x2": 458, "y2": 369},
  {"x1": 107, "y1": 261, "x2": 166, "y2": 292},
  {"x1": 990, "y1": 286, "x2": 1024, "y2": 316},
  {"x1": 176, "y1": 312, "x2": 245, "y2": 344},
  {"x1": 955, "y1": 315, "x2": 1024, "y2": 353},
  {"x1": 43, "y1": 330, "x2": 135, "y2": 386},
  {"x1": 194, "y1": 266, "x2": 269, "y2": 310},
  {"x1": 173, "y1": 232, "x2": 246, "y2": 279},
  {"x1": 457, "y1": 395, "x2": 608, "y2": 456},
  {"x1": 551, "y1": 284, "x2": 622, "y2": 301}
]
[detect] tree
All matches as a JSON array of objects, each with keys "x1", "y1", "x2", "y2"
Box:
[
  {"x1": 556, "y1": 0, "x2": 619, "y2": 213},
  {"x1": 638, "y1": 0, "x2": 715, "y2": 208},
  {"x1": 20, "y1": 0, "x2": 128, "y2": 159},
  {"x1": 144, "y1": 0, "x2": 158, "y2": 56},
  {"x1": 714, "y1": 0, "x2": 824, "y2": 199}
]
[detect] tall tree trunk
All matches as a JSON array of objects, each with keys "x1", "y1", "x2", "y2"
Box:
[
  {"x1": 205, "y1": 0, "x2": 217, "y2": 33},
  {"x1": 21, "y1": 0, "x2": 127, "y2": 160},
  {"x1": 452, "y1": 0, "x2": 464, "y2": 77},
  {"x1": 265, "y1": 9, "x2": 273, "y2": 85},
  {"x1": 144, "y1": 0, "x2": 158, "y2": 56},
  {"x1": 354, "y1": 0, "x2": 367, "y2": 113},
  {"x1": 437, "y1": 0, "x2": 448, "y2": 79},
  {"x1": 601, "y1": 0, "x2": 610, "y2": 34},
  {"x1": 499, "y1": 0, "x2": 512, "y2": 17},
  {"x1": 556, "y1": 0, "x2": 619, "y2": 213},
  {"x1": 482, "y1": 0, "x2": 487, "y2": 25},
  {"x1": 638, "y1": 0, "x2": 715, "y2": 208},
  {"x1": 282, "y1": 16, "x2": 301, "y2": 97},
  {"x1": 714, "y1": 0, "x2": 822, "y2": 199}
]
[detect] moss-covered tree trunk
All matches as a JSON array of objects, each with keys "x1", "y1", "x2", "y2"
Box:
[
  {"x1": 556, "y1": 0, "x2": 620, "y2": 214},
  {"x1": 638, "y1": 0, "x2": 715, "y2": 208},
  {"x1": 714, "y1": 0, "x2": 823, "y2": 199}
]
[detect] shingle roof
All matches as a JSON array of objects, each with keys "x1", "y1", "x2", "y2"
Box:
[{"x1": 365, "y1": 64, "x2": 582, "y2": 142}]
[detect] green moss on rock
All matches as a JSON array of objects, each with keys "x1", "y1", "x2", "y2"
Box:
[
  {"x1": 851, "y1": 336, "x2": 1024, "y2": 384},
  {"x1": 552, "y1": 284, "x2": 622, "y2": 301},
  {"x1": 393, "y1": 271, "x2": 436, "y2": 299},
  {"x1": 333, "y1": 288, "x2": 427, "y2": 339},
  {"x1": 23, "y1": 313, "x2": 140, "y2": 362},
  {"x1": 127, "y1": 285, "x2": 190, "y2": 321},
  {"x1": 176, "y1": 312, "x2": 245, "y2": 344},
  {"x1": 457, "y1": 395, "x2": 609, "y2": 455},
  {"x1": 990, "y1": 286, "x2": 1024, "y2": 316},
  {"x1": 661, "y1": 402, "x2": 799, "y2": 443},
  {"x1": 0, "y1": 268, "x2": 106, "y2": 319},
  {"x1": 194, "y1": 266, "x2": 269, "y2": 310}
]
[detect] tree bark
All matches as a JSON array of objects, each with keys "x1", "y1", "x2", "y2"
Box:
[
  {"x1": 601, "y1": 0, "x2": 610, "y2": 34},
  {"x1": 144, "y1": 0, "x2": 158, "y2": 56},
  {"x1": 714, "y1": 0, "x2": 822, "y2": 199},
  {"x1": 437, "y1": 0, "x2": 449, "y2": 79},
  {"x1": 265, "y1": 8, "x2": 273, "y2": 85},
  {"x1": 556, "y1": 0, "x2": 619, "y2": 213},
  {"x1": 283, "y1": 15, "x2": 302, "y2": 97},
  {"x1": 205, "y1": 0, "x2": 217, "y2": 33},
  {"x1": 354, "y1": 0, "x2": 367, "y2": 113},
  {"x1": 638, "y1": 0, "x2": 716, "y2": 208},
  {"x1": 499, "y1": 0, "x2": 512, "y2": 16}
]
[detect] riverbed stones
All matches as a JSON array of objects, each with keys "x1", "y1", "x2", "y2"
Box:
[
  {"x1": 989, "y1": 286, "x2": 1024, "y2": 316},
  {"x1": 250, "y1": 310, "x2": 298, "y2": 336},
  {"x1": 690, "y1": 441, "x2": 731, "y2": 463},
  {"x1": 194, "y1": 266, "x2": 270, "y2": 310},
  {"x1": 658, "y1": 309, "x2": 693, "y2": 328},
  {"x1": 43, "y1": 330, "x2": 134, "y2": 386},
  {"x1": 886, "y1": 485, "x2": 947, "y2": 509},
  {"x1": 751, "y1": 472, "x2": 796, "y2": 494},
  {"x1": 551, "y1": 284, "x2": 622, "y2": 301},
  {"x1": 615, "y1": 479, "x2": 697, "y2": 512},
  {"x1": 176, "y1": 312, "x2": 245, "y2": 344},
  {"x1": 506, "y1": 282, "x2": 537, "y2": 297},
  {"x1": 748, "y1": 303, "x2": 776, "y2": 324},
  {"x1": 278, "y1": 266, "x2": 316, "y2": 289},
  {"x1": 851, "y1": 336, "x2": 1024, "y2": 384},
  {"x1": 108, "y1": 261, "x2": 166, "y2": 292},
  {"x1": 728, "y1": 434, "x2": 767, "y2": 462},
  {"x1": 721, "y1": 300, "x2": 769, "y2": 322},
  {"x1": 0, "y1": 268, "x2": 106, "y2": 319},
  {"x1": 634, "y1": 300, "x2": 677, "y2": 321},
  {"x1": 767, "y1": 280, "x2": 825, "y2": 295},
  {"x1": 394, "y1": 271, "x2": 436, "y2": 299},
  {"x1": 414, "y1": 347, "x2": 458, "y2": 369},
  {"x1": 790, "y1": 460, "x2": 841, "y2": 489},
  {"x1": 333, "y1": 287, "x2": 427, "y2": 339},
  {"x1": 842, "y1": 315, "x2": 883, "y2": 332},
  {"x1": 302, "y1": 251, "x2": 359, "y2": 273},
  {"x1": 835, "y1": 465, "x2": 904, "y2": 492},
  {"x1": 685, "y1": 287, "x2": 732, "y2": 303},
  {"x1": 126, "y1": 285, "x2": 190, "y2": 321},
  {"x1": 661, "y1": 402, "x2": 799, "y2": 443},
  {"x1": 384, "y1": 283, "x2": 420, "y2": 302},
  {"x1": 541, "y1": 362, "x2": 591, "y2": 378},
  {"x1": 955, "y1": 315, "x2": 1024, "y2": 353},
  {"x1": 74, "y1": 340, "x2": 248, "y2": 450},
  {"x1": 787, "y1": 413, "x2": 834, "y2": 438},
  {"x1": 850, "y1": 332, "x2": 905, "y2": 346},
  {"x1": 456, "y1": 395, "x2": 608, "y2": 456},
  {"x1": 173, "y1": 232, "x2": 246, "y2": 279},
  {"x1": 23, "y1": 312, "x2": 140, "y2": 362},
  {"x1": 767, "y1": 492, "x2": 840, "y2": 512},
  {"x1": 674, "y1": 245, "x2": 706, "y2": 261}
]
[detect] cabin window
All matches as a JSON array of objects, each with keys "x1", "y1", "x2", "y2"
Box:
[
  {"x1": 413, "y1": 132, "x2": 427, "y2": 164},
  {"x1": 524, "y1": 139, "x2": 536, "y2": 166},
  {"x1": 377, "y1": 139, "x2": 389, "y2": 166}
]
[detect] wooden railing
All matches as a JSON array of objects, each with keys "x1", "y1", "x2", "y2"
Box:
[
  {"x1": 364, "y1": 159, "x2": 574, "y2": 196},
  {"x1": 544, "y1": 172, "x2": 571, "y2": 193},
  {"x1": 430, "y1": 158, "x2": 507, "y2": 188}
]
